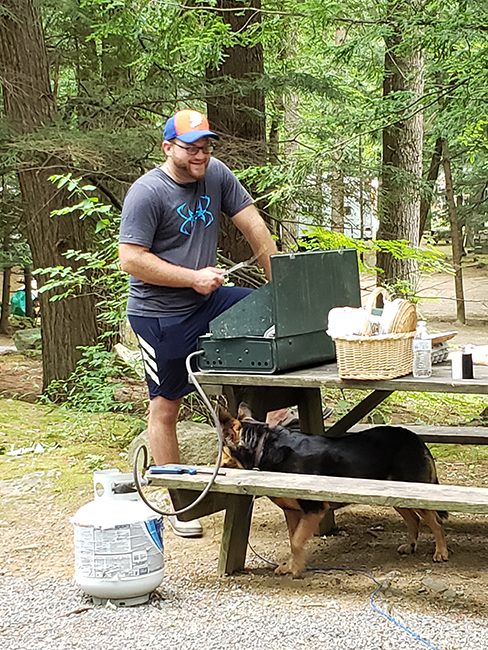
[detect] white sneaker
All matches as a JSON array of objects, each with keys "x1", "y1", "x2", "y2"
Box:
[{"x1": 167, "y1": 515, "x2": 203, "y2": 538}]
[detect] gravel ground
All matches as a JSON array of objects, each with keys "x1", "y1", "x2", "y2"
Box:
[{"x1": 1, "y1": 574, "x2": 486, "y2": 650}]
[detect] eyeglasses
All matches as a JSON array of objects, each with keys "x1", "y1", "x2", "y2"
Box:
[{"x1": 173, "y1": 141, "x2": 214, "y2": 155}]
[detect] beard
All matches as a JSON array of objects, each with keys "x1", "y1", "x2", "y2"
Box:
[{"x1": 172, "y1": 155, "x2": 210, "y2": 181}]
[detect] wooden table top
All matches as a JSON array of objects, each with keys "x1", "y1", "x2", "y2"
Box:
[{"x1": 194, "y1": 361, "x2": 488, "y2": 394}]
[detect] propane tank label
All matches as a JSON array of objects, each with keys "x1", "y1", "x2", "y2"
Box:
[{"x1": 74, "y1": 521, "x2": 163, "y2": 579}]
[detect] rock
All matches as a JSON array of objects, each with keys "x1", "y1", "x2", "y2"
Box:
[
  {"x1": 0, "y1": 471, "x2": 45, "y2": 494},
  {"x1": 367, "y1": 411, "x2": 388, "y2": 424},
  {"x1": 113, "y1": 343, "x2": 144, "y2": 379},
  {"x1": 120, "y1": 319, "x2": 139, "y2": 348},
  {"x1": 388, "y1": 587, "x2": 405, "y2": 597},
  {"x1": 127, "y1": 429, "x2": 151, "y2": 465},
  {"x1": 127, "y1": 420, "x2": 218, "y2": 466},
  {"x1": 178, "y1": 421, "x2": 219, "y2": 465},
  {"x1": 421, "y1": 576, "x2": 449, "y2": 594},
  {"x1": 13, "y1": 328, "x2": 41, "y2": 351}
]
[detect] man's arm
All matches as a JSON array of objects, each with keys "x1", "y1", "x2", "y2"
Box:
[
  {"x1": 231, "y1": 204, "x2": 278, "y2": 281},
  {"x1": 118, "y1": 243, "x2": 224, "y2": 295}
]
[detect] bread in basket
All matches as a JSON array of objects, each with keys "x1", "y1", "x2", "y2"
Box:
[{"x1": 333, "y1": 287, "x2": 417, "y2": 380}]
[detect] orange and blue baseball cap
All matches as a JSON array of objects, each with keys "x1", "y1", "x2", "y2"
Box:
[{"x1": 164, "y1": 109, "x2": 218, "y2": 143}]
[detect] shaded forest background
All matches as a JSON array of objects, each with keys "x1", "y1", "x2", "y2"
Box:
[{"x1": 1, "y1": 0, "x2": 488, "y2": 393}]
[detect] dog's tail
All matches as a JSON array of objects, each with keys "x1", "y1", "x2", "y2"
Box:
[
  {"x1": 434, "y1": 478, "x2": 449, "y2": 521},
  {"x1": 435, "y1": 496, "x2": 449, "y2": 522}
]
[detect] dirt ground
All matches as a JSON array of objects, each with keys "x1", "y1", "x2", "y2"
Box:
[{"x1": 1, "y1": 254, "x2": 488, "y2": 620}]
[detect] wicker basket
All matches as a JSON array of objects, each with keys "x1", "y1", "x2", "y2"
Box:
[
  {"x1": 334, "y1": 287, "x2": 416, "y2": 380},
  {"x1": 335, "y1": 331, "x2": 415, "y2": 380}
]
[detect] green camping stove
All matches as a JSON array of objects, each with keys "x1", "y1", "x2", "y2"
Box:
[{"x1": 197, "y1": 249, "x2": 361, "y2": 374}]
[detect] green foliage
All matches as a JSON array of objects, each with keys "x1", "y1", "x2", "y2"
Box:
[
  {"x1": 34, "y1": 176, "x2": 130, "y2": 411},
  {"x1": 429, "y1": 444, "x2": 488, "y2": 467},
  {"x1": 324, "y1": 388, "x2": 488, "y2": 428},
  {"x1": 43, "y1": 343, "x2": 133, "y2": 413},
  {"x1": 85, "y1": 453, "x2": 110, "y2": 471},
  {"x1": 297, "y1": 225, "x2": 452, "y2": 299},
  {"x1": 0, "y1": 398, "x2": 143, "y2": 502},
  {"x1": 37, "y1": 178, "x2": 136, "y2": 409},
  {"x1": 37, "y1": 174, "x2": 128, "y2": 336},
  {"x1": 179, "y1": 392, "x2": 222, "y2": 425},
  {"x1": 295, "y1": 227, "x2": 370, "y2": 254},
  {"x1": 0, "y1": 172, "x2": 31, "y2": 270},
  {"x1": 3, "y1": 0, "x2": 488, "y2": 411}
]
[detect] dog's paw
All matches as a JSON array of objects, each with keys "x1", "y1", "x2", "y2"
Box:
[
  {"x1": 274, "y1": 561, "x2": 292, "y2": 576},
  {"x1": 397, "y1": 542, "x2": 417, "y2": 555},
  {"x1": 274, "y1": 561, "x2": 304, "y2": 578},
  {"x1": 433, "y1": 549, "x2": 449, "y2": 562}
]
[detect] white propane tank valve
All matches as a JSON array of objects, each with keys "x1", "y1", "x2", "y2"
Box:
[{"x1": 71, "y1": 469, "x2": 164, "y2": 606}]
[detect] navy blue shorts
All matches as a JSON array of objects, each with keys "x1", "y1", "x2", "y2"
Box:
[{"x1": 128, "y1": 286, "x2": 252, "y2": 401}]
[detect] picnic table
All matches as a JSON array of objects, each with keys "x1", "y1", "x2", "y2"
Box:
[
  {"x1": 195, "y1": 360, "x2": 488, "y2": 439},
  {"x1": 147, "y1": 361, "x2": 488, "y2": 575}
]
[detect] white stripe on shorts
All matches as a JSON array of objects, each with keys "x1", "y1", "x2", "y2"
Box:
[
  {"x1": 136, "y1": 334, "x2": 156, "y2": 358},
  {"x1": 141, "y1": 348, "x2": 158, "y2": 374},
  {"x1": 136, "y1": 334, "x2": 160, "y2": 386}
]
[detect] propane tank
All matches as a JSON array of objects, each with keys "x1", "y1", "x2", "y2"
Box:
[{"x1": 72, "y1": 469, "x2": 164, "y2": 606}]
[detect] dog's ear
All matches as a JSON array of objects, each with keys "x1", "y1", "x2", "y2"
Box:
[
  {"x1": 217, "y1": 408, "x2": 242, "y2": 468},
  {"x1": 218, "y1": 405, "x2": 233, "y2": 428},
  {"x1": 218, "y1": 406, "x2": 242, "y2": 444},
  {"x1": 237, "y1": 402, "x2": 253, "y2": 420}
]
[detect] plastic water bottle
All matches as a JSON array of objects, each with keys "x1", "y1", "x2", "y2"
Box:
[{"x1": 412, "y1": 321, "x2": 432, "y2": 378}]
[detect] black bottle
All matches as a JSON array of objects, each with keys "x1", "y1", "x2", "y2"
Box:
[{"x1": 462, "y1": 347, "x2": 474, "y2": 379}]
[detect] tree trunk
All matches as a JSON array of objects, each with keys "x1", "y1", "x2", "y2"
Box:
[
  {"x1": 279, "y1": 96, "x2": 301, "y2": 251},
  {"x1": 329, "y1": 27, "x2": 346, "y2": 235},
  {"x1": 0, "y1": 251, "x2": 11, "y2": 335},
  {"x1": 441, "y1": 138, "x2": 466, "y2": 324},
  {"x1": 330, "y1": 162, "x2": 345, "y2": 233},
  {"x1": 206, "y1": 0, "x2": 266, "y2": 142},
  {"x1": 24, "y1": 267, "x2": 33, "y2": 319},
  {"x1": 419, "y1": 137, "x2": 443, "y2": 238},
  {"x1": 376, "y1": 7, "x2": 424, "y2": 293},
  {"x1": 0, "y1": 268, "x2": 11, "y2": 334},
  {"x1": 205, "y1": 0, "x2": 269, "y2": 264},
  {"x1": 270, "y1": 83, "x2": 301, "y2": 251},
  {"x1": 0, "y1": 0, "x2": 99, "y2": 389}
]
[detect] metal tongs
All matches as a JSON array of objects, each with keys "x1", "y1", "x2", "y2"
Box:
[{"x1": 223, "y1": 253, "x2": 259, "y2": 277}]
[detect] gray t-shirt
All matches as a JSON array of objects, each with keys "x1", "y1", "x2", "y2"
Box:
[{"x1": 119, "y1": 157, "x2": 253, "y2": 316}]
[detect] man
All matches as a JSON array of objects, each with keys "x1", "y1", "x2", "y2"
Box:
[{"x1": 119, "y1": 109, "x2": 277, "y2": 537}]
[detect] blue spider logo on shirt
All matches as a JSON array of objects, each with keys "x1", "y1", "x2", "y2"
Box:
[{"x1": 177, "y1": 196, "x2": 214, "y2": 235}]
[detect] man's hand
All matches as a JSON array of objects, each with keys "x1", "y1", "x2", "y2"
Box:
[
  {"x1": 119, "y1": 244, "x2": 225, "y2": 293},
  {"x1": 191, "y1": 267, "x2": 225, "y2": 295}
]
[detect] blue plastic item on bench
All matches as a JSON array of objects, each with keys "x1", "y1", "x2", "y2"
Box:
[{"x1": 149, "y1": 465, "x2": 197, "y2": 475}]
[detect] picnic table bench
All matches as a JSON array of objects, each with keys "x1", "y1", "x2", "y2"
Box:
[
  {"x1": 148, "y1": 361, "x2": 488, "y2": 575},
  {"x1": 148, "y1": 465, "x2": 488, "y2": 576}
]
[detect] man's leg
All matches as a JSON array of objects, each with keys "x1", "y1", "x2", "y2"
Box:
[
  {"x1": 147, "y1": 394, "x2": 203, "y2": 538},
  {"x1": 147, "y1": 395, "x2": 183, "y2": 465},
  {"x1": 129, "y1": 293, "x2": 251, "y2": 537},
  {"x1": 128, "y1": 315, "x2": 203, "y2": 537}
]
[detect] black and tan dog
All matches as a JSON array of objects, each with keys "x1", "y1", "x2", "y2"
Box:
[{"x1": 220, "y1": 403, "x2": 448, "y2": 577}]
